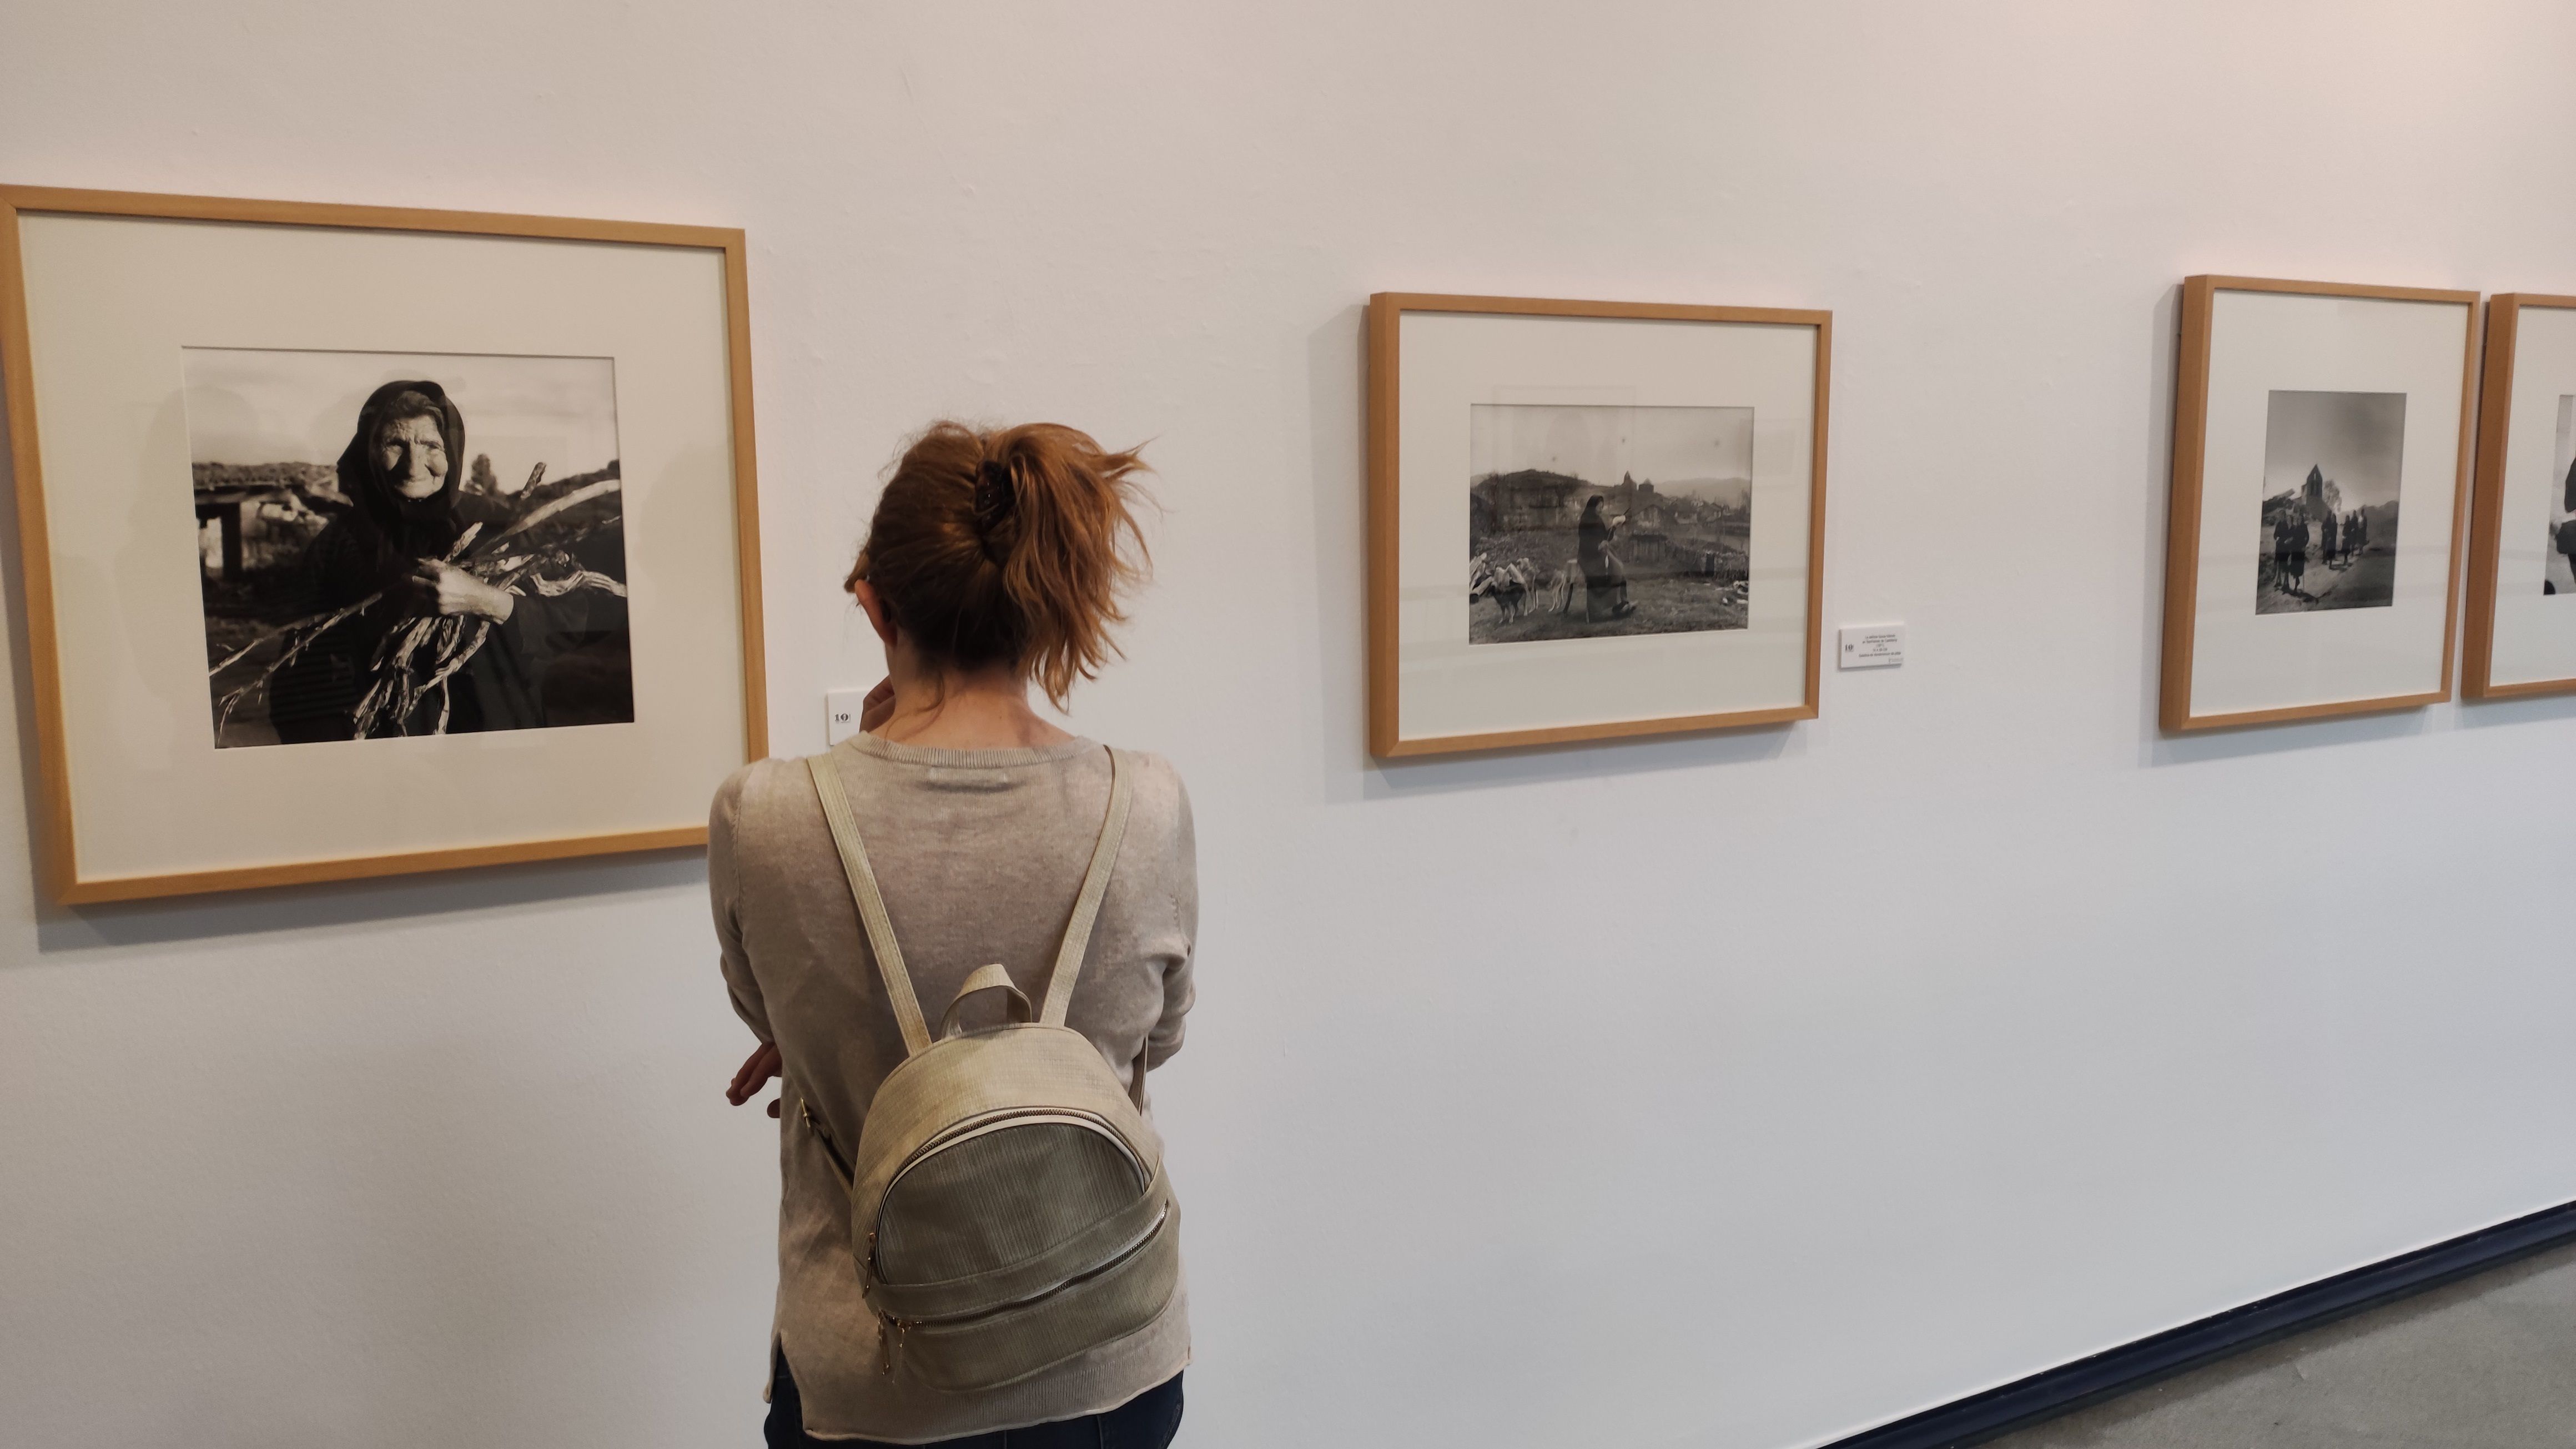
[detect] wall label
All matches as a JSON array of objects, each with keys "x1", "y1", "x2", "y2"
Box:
[{"x1": 1838, "y1": 624, "x2": 1905, "y2": 669}]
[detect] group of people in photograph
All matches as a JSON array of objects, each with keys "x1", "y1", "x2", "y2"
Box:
[{"x1": 2266, "y1": 505, "x2": 2370, "y2": 598}]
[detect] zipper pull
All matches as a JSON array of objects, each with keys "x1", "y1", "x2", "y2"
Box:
[
  {"x1": 877, "y1": 1316, "x2": 910, "y2": 1377},
  {"x1": 798, "y1": 1099, "x2": 854, "y2": 1180}
]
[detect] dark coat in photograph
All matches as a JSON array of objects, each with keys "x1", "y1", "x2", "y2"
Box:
[{"x1": 269, "y1": 380, "x2": 630, "y2": 742}]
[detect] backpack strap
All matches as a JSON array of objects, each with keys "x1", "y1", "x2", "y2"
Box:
[
  {"x1": 1039, "y1": 747, "x2": 1136, "y2": 1028},
  {"x1": 807, "y1": 753, "x2": 934, "y2": 1058}
]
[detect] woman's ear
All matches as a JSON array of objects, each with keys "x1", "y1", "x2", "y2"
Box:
[{"x1": 850, "y1": 577, "x2": 898, "y2": 650}]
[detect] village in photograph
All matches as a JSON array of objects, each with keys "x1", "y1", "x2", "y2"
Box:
[
  {"x1": 187, "y1": 348, "x2": 634, "y2": 747},
  {"x1": 1465, "y1": 402, "x2": 1753, "y2": 644},
  {"x1": 2255, "y1": 389, "x2": 2404, "y2": 615}
]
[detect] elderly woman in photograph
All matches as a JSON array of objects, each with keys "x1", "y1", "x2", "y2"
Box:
[
  {"x1": 1577, "y1": 494, "x2": 1635, "y2": 623},
  {"x1": 269, "y1": 379, "x2": 630, "y2": 742}
]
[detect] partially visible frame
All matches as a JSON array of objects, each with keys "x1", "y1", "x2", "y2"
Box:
[
  {"x1": 2159, "y1": 275, "x2": 2478, "y2": 732},
  {"x1": 2463, "y1": 293, "x2": 2576, "y2": 699},
  {"x1": 1, "y1": 185, "x2": 768, "y2": 902},
  {"x1": 1367, "y1": 293, "x2": 1830, "y2": 758}
]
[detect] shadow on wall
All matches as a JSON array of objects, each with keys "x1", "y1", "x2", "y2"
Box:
[
  {"x1": 24, "y1": 850, "x2": 709, "y2": 957},
  {"x1": 1361, "y1": 723, "x2": 1800, "y2": 800},
  {"x1": 0, "y1": 373, "x2": 45, "y2": 929},
  {"x1": 2145, "y1": 706, "x2": 2438, "y2": 768},
  {"x1": 2131, "y1": 281, "x2": 2178, "y2": 754},
  {"x1": 1300, "y1": 302, "x2": 1809, "y2": 803},
  {"x1": 2454, "y1": 690, "x2": 2576, "y2": 730}
]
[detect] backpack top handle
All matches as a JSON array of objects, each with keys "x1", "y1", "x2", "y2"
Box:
[{"x1": 939, "y1": 963, "x2": 1034, "y2": 1040}]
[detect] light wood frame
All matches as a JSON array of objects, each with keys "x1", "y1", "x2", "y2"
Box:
[
  {"x1": 2159, "y1": 274, "x2": 2479, "y2": 732},
  {"x1": 0, "y1": 184, "x2": 769, "y2": 902},
  {"x1": 1365, "y1": 293, "x2": 1830, "y2": 758},
  {"x1": 2462, "y1": 292, "x2": 2576, "y2": 700}
]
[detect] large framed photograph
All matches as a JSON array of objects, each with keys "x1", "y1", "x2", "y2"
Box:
[
  {"x1": 1, "y1": 187, "x2": 767, "y2": 902},
  {"x1": 2159, "y1": 275, "x2": 2477, "y2": 731},
  {"x1": 2463, "y1": 293, "x2": 2576, "y2": 699},
  {"x1": 1366, "y1": 293, "x2": 1829, "y2": 757}
]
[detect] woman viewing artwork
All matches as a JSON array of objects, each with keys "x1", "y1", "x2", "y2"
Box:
[
  {"x1": 192, "y1": 354, "x2": 633, "y2": 745},
  {"x1": 713, "y1": 422, "x2": 1194, "y2": 1449}
]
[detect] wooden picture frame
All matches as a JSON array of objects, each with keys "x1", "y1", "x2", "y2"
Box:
[
  {"x1": 1366, "y1": 293, "x2": 1830, "y2": 758},
  {"x1": 2159, "y1": 275, "x2": 2478, "y2": 732},
  {"x1": 1, "y1": 185, "x2": 768, "y2": 902},
  {"x1": 2462, "y1": 292, "x2": 2576, "y2": 699}
]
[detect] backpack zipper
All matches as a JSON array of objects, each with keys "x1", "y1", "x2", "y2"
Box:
[
  {"x1": 888, "y1": 1108, "x2": 1143, "y2": 1196},
  {"x1": 799, "y1": 1099, "x2": 854, "y2": 1181},
  {"x1": 873, "y1": 1203, "x2": 1170, "y2": 1374}
]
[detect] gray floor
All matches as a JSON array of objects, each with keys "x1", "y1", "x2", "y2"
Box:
[{"x1": 1987, "y1": 1240, "x2": 2576, "y2": 1449}]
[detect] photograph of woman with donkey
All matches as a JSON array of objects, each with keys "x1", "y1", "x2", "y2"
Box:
[{"x1": 1465, "y1": 402, "x2": 1752, "y2": 645}]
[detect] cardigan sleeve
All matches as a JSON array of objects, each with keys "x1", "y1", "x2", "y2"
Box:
[
  {"x1": 1144, "y1": 769, "x2": 1196, "y2": 1071},
  {"x1": 708, "y1": 764, "x2": 772, "y2": 1043}
]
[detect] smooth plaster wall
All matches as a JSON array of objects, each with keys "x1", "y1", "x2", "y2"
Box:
[{"x1": 4, "y1": 4, "x2": 2574, "y2": 1446}]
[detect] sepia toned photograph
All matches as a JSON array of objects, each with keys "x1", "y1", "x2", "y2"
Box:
[
  {"x1": 2255, "y1": 389, "x2": 2405, "y2": 615},
  {"x1": 2547, "y1": 394, "x2": 2576, "y2": 597},
  {"x1": 188, "y1": 348, "x2": 634, "y2": 746},
  {"x1": 1466, "y1": 402, "x2": 1753, "y2": 643}
]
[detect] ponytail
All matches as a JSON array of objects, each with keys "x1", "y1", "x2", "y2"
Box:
[{"x1": 852, "y1": 421, "x2": 1151, "y2": 707}]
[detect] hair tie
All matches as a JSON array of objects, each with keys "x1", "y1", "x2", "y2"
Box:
[{"x1": 972, "y1": 456, "x2": 1015, "y2": 560}]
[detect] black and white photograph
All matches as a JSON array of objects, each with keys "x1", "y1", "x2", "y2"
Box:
[
  {"x1": 2545, "y1": 393, "x2": 2576, "y2": 597},
  {"x1": 1466, "y1": 402, "x2": 1753, "y2": 644},
  {"x1": 2255, "y1": 389, "x2": 2404, "y2": 615},
  {"x1": 187, "y1": 348, "x2": 634, "y2": 747}
]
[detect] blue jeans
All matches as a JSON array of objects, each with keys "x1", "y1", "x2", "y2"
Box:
[{"x1": 765, "y1": 1348, "x2": 1184, "y2": 1448}]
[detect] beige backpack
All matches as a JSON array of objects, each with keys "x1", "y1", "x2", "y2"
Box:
[{"x1": 802, "y1": 747, "x2": 1181, "y2": 1392}]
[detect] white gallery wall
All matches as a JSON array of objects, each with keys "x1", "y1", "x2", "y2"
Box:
[{"x1": 4, "y1": 3, "x2": 2574, "y2": 1446}]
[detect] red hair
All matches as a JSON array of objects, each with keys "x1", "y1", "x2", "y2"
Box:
[{"x1": 852, "y1": 422, "x2": 1151, "y2": 707}]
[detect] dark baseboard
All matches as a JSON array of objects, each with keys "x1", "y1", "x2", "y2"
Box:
[{"x1": 1823, "y1": 1197, "x2": 2576, "y2": 1449}]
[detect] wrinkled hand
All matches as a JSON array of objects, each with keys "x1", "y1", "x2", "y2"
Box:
[
  {"x1": 859, "y1": 676, "x2": 896, "y2": 733},
  {"x1": 728, "y1": 1041, "x2": 782, "y2": 1118},
  {"x1": 412, "y1": 560, "x2": 515, "y2": 622}
]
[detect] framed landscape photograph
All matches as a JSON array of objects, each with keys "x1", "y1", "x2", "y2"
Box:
[
  {"x1": 2462, "y1": 293, "x2": 2576, "y2": 699},
  {"x1": 1, "y1": 186, "x2": 767, "y2": 902},
  {"x1": 2159, "y1": 275, "x2": 2477, "y2": 731},
  {"x1": 1366, "y1": 293, "x2": 1829, "y2": 757}
]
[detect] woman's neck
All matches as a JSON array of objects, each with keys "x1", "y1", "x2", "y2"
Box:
[{"x1": 872, "y1": 663, "x2": 1075, "y2": 751}]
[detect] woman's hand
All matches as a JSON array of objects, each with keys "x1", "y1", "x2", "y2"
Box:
[
  {"x1": 858, "y1": 676, "x2": 896, "y2": 733},
  {"x1": 728, "y1": 1040, "x2": 783, "y2": 1117},
  {"x1": 413, "y1": 560, "x2": 516, "y2": 622}
]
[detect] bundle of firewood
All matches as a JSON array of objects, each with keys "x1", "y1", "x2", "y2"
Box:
[{"x1": 210, "y1": 478, "x2": 627, "y2": 737}]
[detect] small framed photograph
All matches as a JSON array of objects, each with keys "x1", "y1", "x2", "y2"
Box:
[
  {"x1": 2463, "y1": 293, "x2": 2576, "y2": 698},
  {"x1": 1366, "y1": 293, "x2": 1829, "y2": 757},
  {"x1": 2159, "y1": 275, "x2": 2477, "y2": 731},
  {"x1": 1, "y1": 186, "x2": 767, "y2": 902}
]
